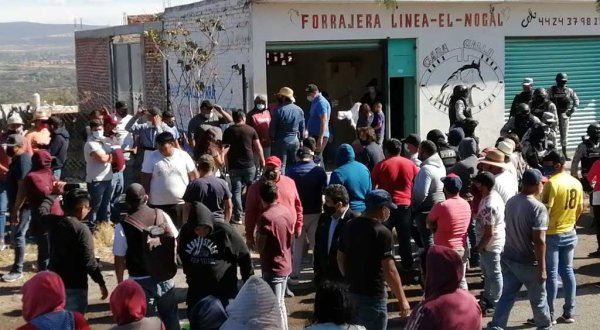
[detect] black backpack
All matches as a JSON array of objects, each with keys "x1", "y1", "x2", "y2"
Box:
[{"x1": 125, "y1": 209, "x2": 177, "y2": 282}]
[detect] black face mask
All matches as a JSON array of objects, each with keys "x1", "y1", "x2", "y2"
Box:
[
  {"x1": 590, "y1": 132, "x2": 600, "y2": 142},
  {"x1": 557, "y1": 81, "x2": 567, "y2": 88},
  {"x1": 323, "y1": 205, "x2": 336, "y2": 216},
  {"x1": 117, "y1": 110, "x2": 128, "y2": 118}
]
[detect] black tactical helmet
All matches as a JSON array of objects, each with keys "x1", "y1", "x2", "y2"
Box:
[
  {"x1": 515, "y1": 103, "x2": 531, "y2": 117},
  {"x1": 533, "y1": 88, "x2": 548, "y2": 99},
  {"x1": 556, "y1": 73, "x2": 568, "y2": 82},
  {"x1": 587, "y1": 123, "x2": 600, "y2": 137},
  {"x1": 453, "y1": 85, "x2": 469, "y2": 98}
]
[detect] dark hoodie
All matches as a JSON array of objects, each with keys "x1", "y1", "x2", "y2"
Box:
[
  {"x1": 449, "y1": 137, "x2": 478, "y2": 198},
  {"x1": 49, "y1": 127, "x2": 70, "y2": 171},
  {"x1": 329, "y1": 144, "x2": 372, "y2": 212},
  {"x1": 178, "y1": 202, "x2": 253, "y2": 309},
  {"x1": 25, "y1": 150, "x2": 54, "y2": 208},
  {"x1": 406, "y1": 245, "x2": 482, "y2": 330}
]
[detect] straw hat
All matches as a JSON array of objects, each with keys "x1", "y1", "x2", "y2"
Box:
[
  {"x1": 32, "y1": 111, "x2": 49, "y2": 121},
  {"x1": 497, "y1": 139, "x2": 515, "y2": 157},
  {"x1": 275, "y1": 87, "x2": 296, "y2": 103},
  {"x1": 478, "y1": 148, "x2": 509, "y2": 169}
]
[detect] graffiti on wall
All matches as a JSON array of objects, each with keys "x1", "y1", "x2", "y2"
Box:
[{"x1": 420, "y1": 39, "x2": 504, "y2": 115}]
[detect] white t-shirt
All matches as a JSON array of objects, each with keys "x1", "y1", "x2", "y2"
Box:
[
  {"x1": 142, "y1": 148, "x2": 196, "y2": 205},
  {"x1": 115, "y1": 114, "x2": 134, "y2": 152},
  {"x1": 113, "y1": 210, "x2": 179, "y2": 279},
  {"x1": 474, "y1": 191, "x2": 506, "y2": 254},
  {"x1": 84, "y1": 139, "x2": 113, "y2": 182},
  {"x1": 494, "y1": 170, "x2": 519, "y2": 203}
]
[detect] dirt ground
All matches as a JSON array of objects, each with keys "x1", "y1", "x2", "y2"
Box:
[{"x1": 1, "y1": 214, "x2": 599, "y2": 330}]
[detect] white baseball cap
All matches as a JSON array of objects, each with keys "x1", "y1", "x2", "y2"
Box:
[{"x1": 7, "y1": 114, "x2": 23, "y2": 125}]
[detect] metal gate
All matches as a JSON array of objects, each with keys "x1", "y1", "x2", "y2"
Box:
[{"x1": 505, "y1": 37, "x2": 600, "y2": 149}]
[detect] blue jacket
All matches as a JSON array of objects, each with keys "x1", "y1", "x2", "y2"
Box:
[
  {"x1": 287, "y1": 160, "x2": 328, "y2": 214},
  {"x1": 270, "y1": 102, "x2": 305, "y2": 144},
  {"x1": 329, "y1": 144, "x2": 372, "y2": 212}
]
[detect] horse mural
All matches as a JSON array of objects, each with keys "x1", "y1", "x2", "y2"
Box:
[{"x1": 436, "y1": 60, "x2": 487, "y2": 107}]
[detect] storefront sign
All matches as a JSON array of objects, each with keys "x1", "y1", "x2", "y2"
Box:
[
  {"x1": 420, "y1": 39, "x2": 504, "y2": 115},
  {"x1": 298, "y1": 12, "x2": 504, "y2": 29}
]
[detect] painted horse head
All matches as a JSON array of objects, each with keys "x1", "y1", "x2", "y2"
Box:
[{"x1": 437, "y1": 60, "x2": 487, "y2": 107}]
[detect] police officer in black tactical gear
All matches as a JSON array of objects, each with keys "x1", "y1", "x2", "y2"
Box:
[
  {"x1": 448, "y1": 85, "x2": 472, "y2": 128},
  {"x1": 522, "y1": 122, "x2": 554, "y2": 171},
  {"x1": 426, "y1": 129, "x2": 458, "y2": 171},
  {"x1": 549, "y1": 73, "x2": 579, "y2": 160},
  {"x1": 571, "y1": 123, "x2": 600, "y2": 192},
  {"x1": 510, "y1": 77, "x2": 534, "y2": 118},
  {"x1": 501, "y1": 103, "x2": 541, "y2": 140},
  {"x1": 531, "y1": 88, "x2": 558, "y2": 146}
]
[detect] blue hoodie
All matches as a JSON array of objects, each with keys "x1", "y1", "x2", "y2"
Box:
[{"x1": 329, "y1": 144, "x2": 372, "y2": 212}]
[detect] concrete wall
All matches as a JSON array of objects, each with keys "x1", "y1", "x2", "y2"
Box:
[
  {"x1": 251, "y1": 1, "x2": 600, "y2": 147},
  {"x1": 162, "y1": 0, "x2": 252, "y2": 129}
]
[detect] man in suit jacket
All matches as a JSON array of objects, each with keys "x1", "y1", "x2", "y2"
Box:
[{"x1": 314, "y1": 184, "x2": 357, "y2": 283}]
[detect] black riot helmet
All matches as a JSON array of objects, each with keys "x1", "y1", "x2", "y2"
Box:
[
  {"x1": 556, "y1": 73, "x2": 568, "y2": 82},
  {"x1": 515, "y1": 103, "x2": 531, "y2": 117},
  {"x1": 453, "y1": 85, "x2": 469, "y2": 98},
  {"x1": 587, "y1": 123, "x2": 600, "y2": 140},
  {"x1": 532, "y1": 88, "x2": 548, "y2": 105}
]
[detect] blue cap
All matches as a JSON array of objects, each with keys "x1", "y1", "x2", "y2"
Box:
[
  {"x1": 441, "y1": 173, "x2": 462, "y2": 193},
  {"x1": 365, "y1": 189, "x2": 397, "y2": 210},
  {"x1": 522, "y1": 169, "x2": 543, "y2": 186}
]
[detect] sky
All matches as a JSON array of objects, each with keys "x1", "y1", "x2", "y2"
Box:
[{"x1": 0, "y1": 0, "x2": 199, "y2": 26}]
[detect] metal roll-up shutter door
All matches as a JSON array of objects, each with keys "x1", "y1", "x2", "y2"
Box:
[{"x1": 505, "y1": 37, "x2": 600, "y2": 150}]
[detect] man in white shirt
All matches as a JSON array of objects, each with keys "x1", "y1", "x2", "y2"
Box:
[
  {"x1": 478, "y1": 149, "x2": 519, "y2": 203},
  {"x1": 114, "y1": 101, "x2": 134, "y2": 156},
  {"x1": 313, "y1": 184, "x2": 357, "y2": 283},
  {"x1": 113, "y1": 183, "x2": 180, "y2": 330},
  {"x1": 84, "y1": 118, "x2": 114, "y2": 232},
  {"x1": 141, "y1": 132, "x2": 198, "y2": 227}
]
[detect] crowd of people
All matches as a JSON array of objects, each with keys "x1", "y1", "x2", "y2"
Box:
[{"x1": 0, "y1": 75, "x2": 596, "y2": 330}]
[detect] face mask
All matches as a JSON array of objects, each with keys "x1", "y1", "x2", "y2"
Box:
[
  {"x1": 323, "y1": 205, "x2": 336, "y2": 216},
  {"x1": 92, "y1": 130, "x2": 104, "y2": 140},
  {"x1": 307, "y1": 95, "x2": 315, "y2": 102},
  {"x1": 6, "y1": 148, "x2": 15, "y2": 157},
  {"x1": 557, "y1": 81, "x2": 567, "y2": 88},
  {"x1": 542, "y1": 165, "x2": 556, "y2": 177},
  {"x1": 256, "y1": 104, "x2": 266, "y2": 111},
  {"x1": 117, "y1": 110, "x2": 128, "y2": 118},
  {"x1": 202, "y1": 113, "x2": 211, "y2": 119}
]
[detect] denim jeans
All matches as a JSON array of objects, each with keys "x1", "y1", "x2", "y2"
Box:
[
  {"x1": 292, "y1": 213, "x2": 319, "y2": 277},
  {"x1": 352, "y1": 293, "x2": 388, "y2": 330},
  {"x1": 52, "y1": 169, "x2": 62, "y2": 181},
  {"x1": 480, "y1": 250, "x2": 503, "y2": 306},
  {"x1": 65, "y1": 288, "x2": 88, "y2": 314},
  {"x1": 0, "y1": 180, "x2": 6, "y2": 246},
  {"x1": 546, "y1": 230, "x2": 577, "y2": 318},
  {"x1": 385, "y1": 205, "x2": 413, "y2": 269},
  {"x1": 414, "y1": 211, "x2": 433, "y2": 249},
  {"x1": 110, "y1": 172, "x2": 124, "y2": 223},
  {"x1": 468, "y1": 219, "x2": 480, "y2": 265},
  {"x1": 87, "y1": 180, "x2": 113, "y2": 231},
  {"x1": 10, "y1": 207, "x2": 31, "y2": 273},
  {"x1": 488, "y1": 259, "x2": 551, "y2": 330},
  {"x1": 229, "y1": 167, "x2": 256, "y2": 222},
  {"x1": 263, "y1": 273, "x2": 289, "y2": 330},
  {"x1": 272, "y1": 139, "x2": 299, "y2": 175},
  {"x1": 135, "y1": 278, "x2": 180, "y2": 330}
]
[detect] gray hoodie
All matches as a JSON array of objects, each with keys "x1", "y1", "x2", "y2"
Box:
[{"x1": 412, "y1": 153, "x2": 446, "y2": 211}]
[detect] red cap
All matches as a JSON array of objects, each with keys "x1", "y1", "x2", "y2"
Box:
[
  {"x1": 265, "y1": 156, "x2": 282, "y2": 168},
  {"x1": 103, "y1": 114, "x2": 118, "y2": 126}
]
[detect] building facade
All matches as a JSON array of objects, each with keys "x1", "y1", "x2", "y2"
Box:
[{"x1": 80, "y1": 0, "x2": 600, "y2": 149}]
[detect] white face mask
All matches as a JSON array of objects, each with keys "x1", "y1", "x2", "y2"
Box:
[
  {"x1": 307, "y1": 95, "x2": 315, "y2": 102},
  {"x1": 256, "y1": 104, "x2": 266, "y2": 111},
  {"x1": 92, "y1": 130, "x2": 104, "y2": 140}
]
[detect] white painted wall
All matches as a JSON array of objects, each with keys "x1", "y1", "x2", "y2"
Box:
[
  {"x1": 162, "y1": 0, "x2": 252, "y2": 128},
  {"x1": 251, "y1": 1, "x2": 600, "y2": 147}
]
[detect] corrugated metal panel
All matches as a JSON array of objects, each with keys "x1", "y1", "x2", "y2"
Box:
[{"x1": 505, "y1": 38, "x2": 600, "y2": 150}]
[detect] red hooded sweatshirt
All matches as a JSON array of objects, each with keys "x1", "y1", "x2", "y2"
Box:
[
  {"x1": 17, "y1": 271, "x2": 89, "y2": 330},
  {"x1": 110, "y1": 280, "x2": 164, "y2": 330},
  {"x1": 406, "y1": 245, "x2": 482, "y2": 330}
]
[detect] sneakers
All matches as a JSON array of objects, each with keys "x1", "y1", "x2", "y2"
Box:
[
  {"x1": 526, "y1": 318, "x2": 557, "y2": 326},
  {"x1": 2, "y1": 272, "x2": 23, "y2": 282},
  {"x1": 589, "y1": 250, "x2": 600, "y2": 258},
  {"x1": 556, "y1": 315, "x2": 575, "y2": 324}
]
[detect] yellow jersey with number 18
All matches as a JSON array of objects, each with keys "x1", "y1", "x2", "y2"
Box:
[{"x1": 542, "y1": 172, "x2": 583, "y2": 235}]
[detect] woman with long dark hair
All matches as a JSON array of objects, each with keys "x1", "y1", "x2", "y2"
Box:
[{"x1": 306, "y1": 281, "x2": 365, "y2": 330}]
